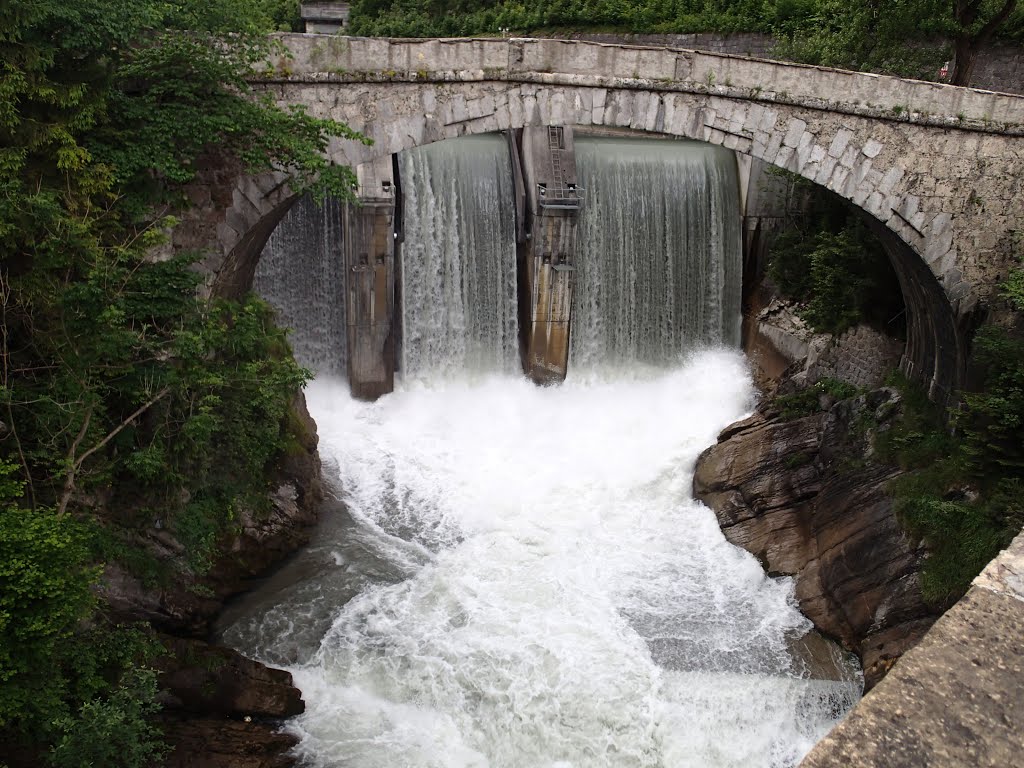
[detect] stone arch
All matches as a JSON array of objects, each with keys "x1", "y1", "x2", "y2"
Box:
[{"x1": 184, "y1": 55, "x2": 1024, "y2": 396}]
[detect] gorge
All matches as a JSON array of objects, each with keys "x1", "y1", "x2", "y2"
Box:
[
  {"x1": 219, "y1": 133, "x2": 871, "y2": 767},
  {"x1": 5, "y1": 15, "x2": 1024, "y2": 767}
]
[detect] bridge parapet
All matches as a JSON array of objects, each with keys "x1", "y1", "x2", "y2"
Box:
[{"x1": 269, "y1": 34, "x2": 1024, "y2": 133}]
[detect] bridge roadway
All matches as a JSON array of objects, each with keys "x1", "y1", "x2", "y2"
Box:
[{"x1": 175, "y1": 34, "x2": 1024, "y2": 401}]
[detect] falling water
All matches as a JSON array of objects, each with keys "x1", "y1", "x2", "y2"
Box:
[
  {"x1": 397, "y1": 135, "x2": 519, "y2": 381},
  {"x1": 254, "y1": 195, "x2": 347, "y2": 376},
  {"x1": 572, "y1": 137, "x2": 742, "y2": 369},
  {"x1": 221, "y1": 134, "x2": 862, "y2": 768}
]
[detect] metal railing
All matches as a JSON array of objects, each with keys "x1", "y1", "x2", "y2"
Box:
[{"x1": 537, "y1": 183, "x2": 585, "y2": 210}]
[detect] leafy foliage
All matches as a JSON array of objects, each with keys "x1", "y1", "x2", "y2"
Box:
[
  {"x1": 348, "y1": 0, "x2": 777, "y2": 37},
  {"x1": 0, "y1": 465, "x2": 97, "y2": 730},
  {"x1": 767, "y1": 189, "x2": 904, "y2": 336},
  {"x1": 775, "y1": 378, "x2": 859, "y2": 419},
  {"x1": 770, "y1": 0, "x2": 950, "y2": 79},
  {"x1": 960, "y1": 325, "x2": 1024, "y2": 474},
  {"x1": 879, "y1": 355, "x2": 1024, "y2": 607},
  {"x1": 48, "y1": 667, "x2": 168, "y2": 768},
  {"x1": 1002, "y1": 260, "x2": 1024, "y2": 311},
  {"x1": 1, "y1": 0, "x2": 352, "y2": 757},
  {"x1": 348, "y1": 0, "x2": 1024, "y2": 85}
]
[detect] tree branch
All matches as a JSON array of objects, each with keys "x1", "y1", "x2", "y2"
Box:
[
  {"x1": 973, "y1": 0, "x2": 1017, "y2": 45},
  {"x1": 56, "y1": 386, "x2": 170, "y2": 516}
]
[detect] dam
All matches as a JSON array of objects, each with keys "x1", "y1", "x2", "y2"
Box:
[{"x1": 221, "y1": 133, "x2": 864, "y2": 767}]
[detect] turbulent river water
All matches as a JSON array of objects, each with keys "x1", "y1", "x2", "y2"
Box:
[{"x1": 228, "y1": 134, "x2": 862, "y2": 767}]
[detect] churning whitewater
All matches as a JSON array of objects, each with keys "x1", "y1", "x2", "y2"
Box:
[
  {"x1": 230, "y1": 133, "x2": 861, "y2": 767},
  {"x1": 221, "y1": 357, "x2": 861, "y2": 768}
]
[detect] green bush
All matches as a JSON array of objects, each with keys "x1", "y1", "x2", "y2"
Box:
[
  {"x1": 348, "y1": 0, "x2": 775, "y2": 37},
  {"x1": 959, "y1": 325, "x2": 1024, "y2": 475},
  {"x1": 767, "y1": 194, "x2": 903, "y2": 336},
  {"x1": 775, "y1": 378, "x2": 859, "y2": 419},
  {"x1": 881, "y1": 350, "x2": 1024, "y2": 608},
  {"x1": 0, "y1": 489, "x2": 97, "y2": 731},
  {"x1": 49, "y1": 667, "x2": 167, "y2": 768}
]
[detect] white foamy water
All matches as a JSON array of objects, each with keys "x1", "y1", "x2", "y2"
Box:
[{"x1": 221, "y1": 350, "x2": 861, "y2": 768}]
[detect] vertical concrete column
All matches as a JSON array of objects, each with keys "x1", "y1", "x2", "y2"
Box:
[
  {"x1": 344, "y1": 157, "x2": 396, "y2": 400},
  {"x1": 517, "y1": 126, "x2": 583, "y2": 384}
]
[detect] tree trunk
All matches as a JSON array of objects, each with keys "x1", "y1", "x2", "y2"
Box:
[
  {"x1": 950, "y1": 0, "x2": 1017, "y2": 87},
  {"x1": 950, "y1": 34, "x2": 976, "y2": 86}
]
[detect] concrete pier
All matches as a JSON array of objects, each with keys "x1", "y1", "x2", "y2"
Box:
[
  {"x1": 517, "y1": 126, "x2": 583, "y2": 384},
  {"x1": 344, "y1": 158, "x2": 395, "y2": 399}
]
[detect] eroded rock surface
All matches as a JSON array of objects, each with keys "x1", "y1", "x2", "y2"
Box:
[
  {"x1": 157, "y1": 637, "x2": 304, "y2": 720},
  {"x1": 162, "y1": 718, "x2": 299, "y2": 768},
  {"x1": 693, "y1": 389, "x2": 938, "y2": 688}
]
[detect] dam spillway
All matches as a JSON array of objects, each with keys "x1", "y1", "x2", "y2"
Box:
[
  {"x1": 571, "y1": 136, "x2": 742, "y2": 369},
  {"x1": 238, "y1": 133, "x2": 863, "y2": 767},
  {"x1": 254, "y1": 133, "x2": 745, "y2": 383},
  {"x1": 397, "y1": 135, "x2": 520, "y2": 381}
]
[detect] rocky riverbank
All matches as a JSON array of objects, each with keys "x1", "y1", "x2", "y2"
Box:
[
  {"x1": 697, "y1": 292, "x2": 941, "y2": 689},
  {"x1": 94, "y1": 393, "x2": 324, "y2": 767},
  {"x1": 693, "y1": 386, "x2": 938, "y2": 689}
]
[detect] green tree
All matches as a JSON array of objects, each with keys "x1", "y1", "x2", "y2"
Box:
[
  {"x1": 0, "y1": 463, "x2": 97, "y2": 730},
  {"x1": 950, "y1": 0, "x2": 1018, "y2": 85},
  {"x1": 0, "y1": 0, "x2": 358, "y2": 756}
]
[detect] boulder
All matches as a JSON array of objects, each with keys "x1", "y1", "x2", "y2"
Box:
[
  {"x1": 154, "y1": 628, "x2": 305, "y2": 767},
  {"x1": 162, "y1": 717, "x2": 299, "y2": 768},
  {"x1": 157, "y1": 637, "x2": 304, "y2": 719}
]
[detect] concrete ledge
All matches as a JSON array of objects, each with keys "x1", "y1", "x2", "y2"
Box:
[{"x1": 800, "y1": 531, "x2": 1024, "y2": 767}]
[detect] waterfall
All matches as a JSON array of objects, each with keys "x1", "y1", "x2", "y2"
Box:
[
  {"x1": 253, "y1": 195, "x2": 347, "y2": 376},
  {"x1": 397, "y1": 134, "x2": 519, "y2": 381},
  {"x1": 225, "y1": 134, "x2": 862, "y2": 768},
  {"x1": 571, "y1": 137, "x2": 742, "y2": 370}
]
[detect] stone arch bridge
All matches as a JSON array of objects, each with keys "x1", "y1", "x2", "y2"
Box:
[{"x1": 176, "y1": 34, "x2": 1024, "y2": 400}]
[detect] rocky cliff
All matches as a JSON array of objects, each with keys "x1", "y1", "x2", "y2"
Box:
[
  {"x1": 693, "y1": 388, "x2": 938, "y2": 689},
  {"x1": 93, "y1": 392, "x2": 324, "y2": 767}
]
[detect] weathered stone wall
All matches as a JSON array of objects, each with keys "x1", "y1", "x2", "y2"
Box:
[
  {"x1": 800, "y1": 530, "x2": 1024, "y2": 767},
  {"x1": 569, "y1": 32, "x2": 1024, "y2": 96},
  {"x1": 753, "y1": 301, "x2": 906, "y2": 391},
  {"x1": 172, "y1": 35, "x2": 1024, "y2": 399},
  {"x1": 809, "y1": 325, "x2": 906, "y2": 390}
]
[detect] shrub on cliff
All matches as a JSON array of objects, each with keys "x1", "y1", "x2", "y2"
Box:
[
  {"x1": 1, "y1": 0, "x2": 358, "y2": 758},
  {"x1": 880, "y1": 288, "x2": 1024, "y2": 607},
  {"x1": 766, "y1": 186, "x2": 904, "y2": 336},
  {"x1": 0, "y1": 463, "x2": 96, "y2": 731}
]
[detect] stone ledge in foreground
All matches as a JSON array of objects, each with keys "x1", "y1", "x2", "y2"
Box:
[{"x1": 800, "y1": 530, "x2": 1024, "y2": 767}]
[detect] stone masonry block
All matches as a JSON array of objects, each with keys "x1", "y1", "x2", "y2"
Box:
[
  {"x1": 839, "y1": 144, "x2": 859, "y2": 170},
  {"x1": 758, "y1": 107, "x2": 778, "y2": 132},
  {"x1": 828, "y1": 129, "x2": 854, "y2": 158},
  {"x1": 862, "y1": 138, "x2": 884, "y2": 158},
  {"x1": 783, "y1": 118, "x2": 807, "y2": 148}
]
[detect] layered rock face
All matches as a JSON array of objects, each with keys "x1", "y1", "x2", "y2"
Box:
[
  {"x1": 693, "y1": 389, "x2": 937, "y2": 689},
  {"x1": 159, "y1": 637, "x2": 305, "y2": 768}
]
